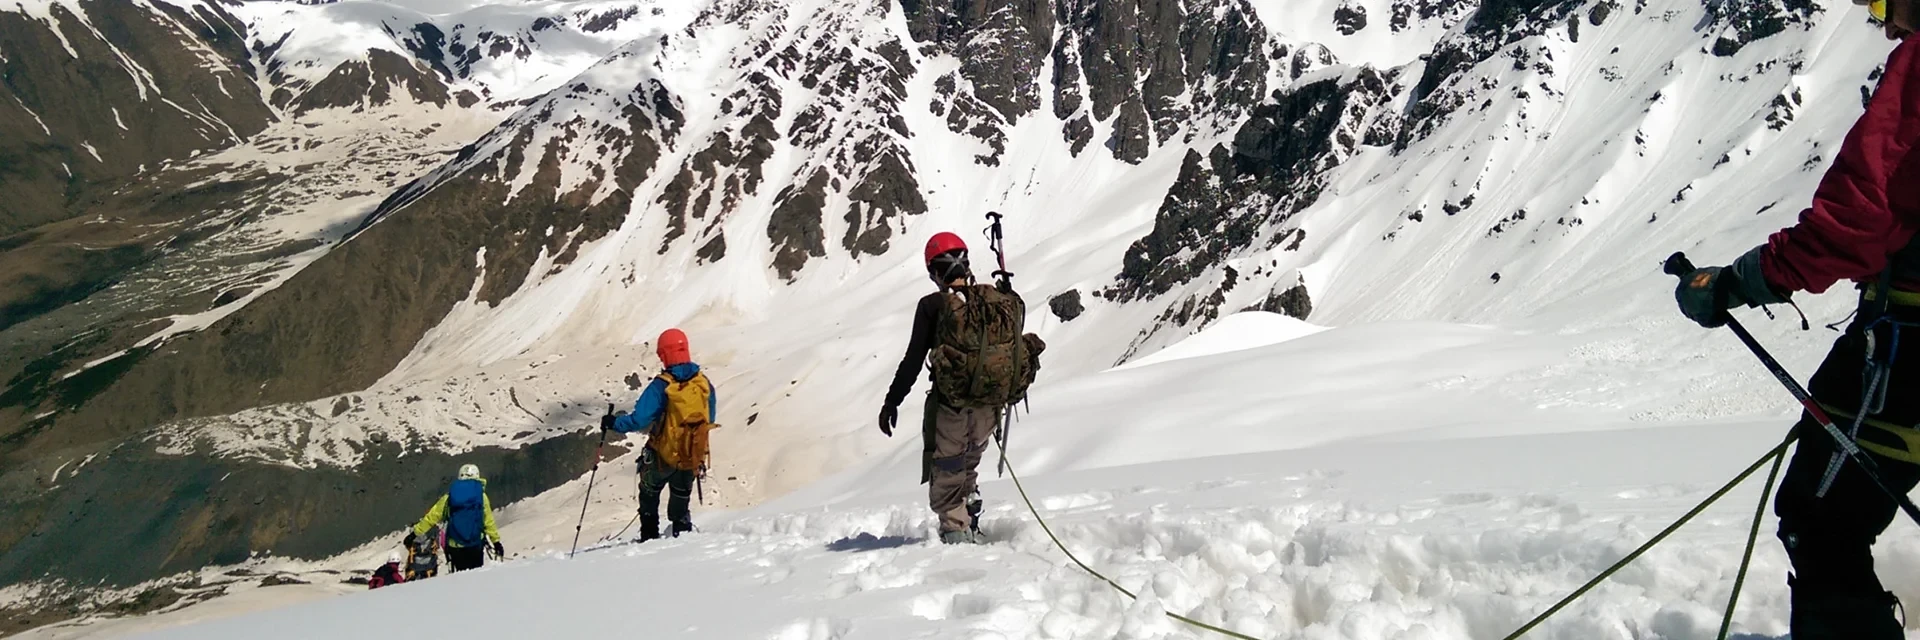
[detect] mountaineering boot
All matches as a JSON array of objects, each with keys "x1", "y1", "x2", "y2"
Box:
[
  {"x1": 939, "y1": 530, "x2": 981, "y2": 545},
  {"x1": 639, "y1": 512, "x2": 661, "y2": 543},
  {"x1": 1788, "y1": 577, "x2": 1905, "y2": 640},
  {"x1": 670, "y1": 520, "x2": 694, "y2": 538},
  {"x1": 967, "y1": 487, "x2": 984, "y2": 535}
]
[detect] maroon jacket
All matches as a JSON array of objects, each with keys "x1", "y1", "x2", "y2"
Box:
[{"x1": 1762, "y1": 37, "x2": 1920, "y2": 294}]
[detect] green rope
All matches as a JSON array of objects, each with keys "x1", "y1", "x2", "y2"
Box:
[
  {"x1": 995, "y1": 437, "x2": 1267, "y2": 640},
  {"x1": 1501, "y1": 433, "x2": 1798, "y2": 640},
  {"x1": 1717, "y1": 443, "x2": 1788, "y2": 640}
]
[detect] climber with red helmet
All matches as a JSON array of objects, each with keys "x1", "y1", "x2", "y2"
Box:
[
  {"x1": 878, "y1": 231, "x2": 1038, "y2": 544},
  {"x1": 602, "y1": 328, "x2": 719, "y2": 541}
]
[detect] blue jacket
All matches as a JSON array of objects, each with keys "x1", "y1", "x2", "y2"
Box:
[{"x1": 612, "y1": 363, "x2": 717, "y2": 433}]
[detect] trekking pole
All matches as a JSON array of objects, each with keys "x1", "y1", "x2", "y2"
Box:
[
  {"x1": 996, "y1": 406, "x2": 1012, "y2": 477},
  {"x1": 985, "y1": 210, "x2": 1018, "y2": 477},
  {"x1": 569, "y1": 404, "x2": 613, "y2": 558},
  {"x1": 1665, "y1": 252, "x2": 1920, "y2": 526},
  {"x1": 696, "y1": 463, "x2": 707, "y2": 506}
]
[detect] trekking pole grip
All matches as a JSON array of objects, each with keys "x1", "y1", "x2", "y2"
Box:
[{"x1": 1664, "y1": 252, "x2": 1695, "y2": 278}]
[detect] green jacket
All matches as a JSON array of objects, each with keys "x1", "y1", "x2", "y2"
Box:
[{"x1": 412, "y1": 477, "x2": 500, "y2": 548}]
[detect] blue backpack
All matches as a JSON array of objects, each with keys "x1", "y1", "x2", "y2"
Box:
[{"x1": 445, "y1": 479, "x2": 487, "y2": 548}]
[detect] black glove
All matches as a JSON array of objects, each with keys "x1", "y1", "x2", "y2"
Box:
[
  {"x1": 878, "y1": 405, "x2": 898, "y2": 437},
  {"x1": 1676, "y1": 246, "x2": 1788, "y2": 328},
  {"x1": 403, "y1": 531, "x2": 417, "y2": 548},
  {"x1": 491, "y1": 541, "x2": 504, "y2": 558},
  {"x1": 600, "y1": 413, "x2": 618, "y2": 432}
]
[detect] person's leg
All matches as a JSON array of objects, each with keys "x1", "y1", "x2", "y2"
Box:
[
  {"x1": 640, "y1": 452, "x2": 668, "y2": 541},
  {"x1": 1776, "y1": 320, "x2": 1920, "y2": 639},
  {"x1": 954, "y1": 407, "x2": 997, "y2": 536},
  {"x1": 446, "y1": 546, "x2": 484, "y2": 572},
  {"x1": 928, "y1": 403, "x2": 981, "y2": 537},
  {"x1": 667, "y1": 470, "x2": 695, "y2": 536}
]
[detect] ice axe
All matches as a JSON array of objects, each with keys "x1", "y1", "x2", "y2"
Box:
[{"x1": 1665, "y1": 251, "x2": 1920, "y2": 527}]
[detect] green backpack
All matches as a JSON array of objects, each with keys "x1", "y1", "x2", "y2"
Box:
[{"x1": 929, "y1": 284, "x2": 1046, "y2": 408}]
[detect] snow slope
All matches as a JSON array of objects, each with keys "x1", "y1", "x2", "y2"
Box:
[
  {"x1": 58, "y1": 297, "x2": 1920, "y2": 640},
  {"x1": 312, "y1": 0, "x2": 1891, "y2": 499},
  {"x1": 1110, "y1": 312, "x2": 1329, "y2": 371}
]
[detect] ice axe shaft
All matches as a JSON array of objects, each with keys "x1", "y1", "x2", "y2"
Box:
[{"x1": 1665, "y1": 252, "x2": 1920, "y2": 527}]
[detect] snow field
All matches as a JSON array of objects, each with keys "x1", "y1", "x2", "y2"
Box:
[
  {"x1": 118, "y1": 416, "x2": 1920, "y2": 640},
  {"x1": 89, "y1": 301, "x2": 1920, "y2": 640}
]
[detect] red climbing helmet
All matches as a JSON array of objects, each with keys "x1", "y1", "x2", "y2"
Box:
[{"x1": 924, "y1": 232, "x2": 967, "y2": 265}]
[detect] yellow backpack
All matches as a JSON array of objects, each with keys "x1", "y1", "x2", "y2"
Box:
[{"x1": 648, "y1": 371, "x2": 718, "y2": 472}]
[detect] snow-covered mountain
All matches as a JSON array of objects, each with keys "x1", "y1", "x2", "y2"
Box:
[
  {"x1": 0, "y1": 0, "x2": 1905, "y2": 633},
  {"x1": 0, "y1": 0, "x2": 689, "y2": 613}
]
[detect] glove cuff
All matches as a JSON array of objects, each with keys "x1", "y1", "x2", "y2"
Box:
[{"x1": 1729, "y1": 245, "x2": 1789, "y2": 307}]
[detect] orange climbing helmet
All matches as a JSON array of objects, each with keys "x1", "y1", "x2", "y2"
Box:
[{"x1": 657, "y1": 328, "x2": 691, "y2": 366}]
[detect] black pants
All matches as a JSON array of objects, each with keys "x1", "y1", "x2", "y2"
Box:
[
  {"x1": 446, "y1": 545, "x2": 485, "y2": 572},
  {"x1": 640, "y1": 449, "x2": 696, "y2": 538},
  {"x1": 1775, "y1": 311, "x2": 1920, "y2": 639}
]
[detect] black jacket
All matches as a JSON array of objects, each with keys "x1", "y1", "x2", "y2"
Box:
[{"x1": 885, "y1": 292, "x2": 945, "y2": 408}]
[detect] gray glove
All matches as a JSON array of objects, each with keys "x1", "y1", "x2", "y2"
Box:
[{"x1": 1675, "y1": 246, "x2": 1788, "y2": 328}]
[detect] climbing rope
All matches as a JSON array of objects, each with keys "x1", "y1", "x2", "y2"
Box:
[
  {"x1": 1500, "y1": 432, "x2": 1798, "y2": 640},
  {"x1": 1718, "y1": 444, "x2": 1787, "y2": 640},
  {"x1": 602, "y1": 476, "x2": 645, "y2": 543},
  {"x1": 996, "y1": 436, "x2": 1267, "y2": 640},
  {"x1": 999, "y1": 422, "x2": 1798, "y2": 640}
]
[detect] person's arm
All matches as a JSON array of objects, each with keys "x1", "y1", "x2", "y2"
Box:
[
  {"x1": 1761, "y1": 40, "x2": 1920, "y2": 294},
  {"x1": 884, "y1": 295, "x2": 941, "y2": 408},
  {"x1": 411, "y1": 495, "x2": 448, "y2": 536},
  {"x1": 482, "y1": 493, "x2": 501, "y2": 544},
  {"x1": 613, "y1": 378, "x2": 669, "y2": 433}
]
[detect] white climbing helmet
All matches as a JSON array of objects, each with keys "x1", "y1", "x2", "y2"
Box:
[
  {"x1": 458, "y1": 464, "x2": 480, "y2": 480},
  {"x1": 388, "y1": 550, "x2": 403, "y2": 564}
]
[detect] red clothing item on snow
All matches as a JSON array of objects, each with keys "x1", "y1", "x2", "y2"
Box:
[
  {"x1": 1761, "y1": 37, "x2": 1920, "y2": 294},
  {"x1": 657, "y1": 328, "x2": 691, "y2": 366},
  {"x1": 925, "y1": 232, "x2": 967, "y2": 265}
]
